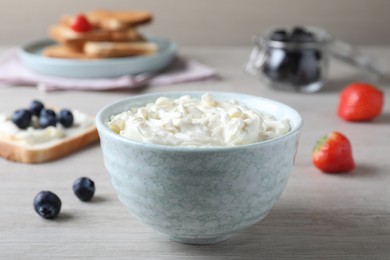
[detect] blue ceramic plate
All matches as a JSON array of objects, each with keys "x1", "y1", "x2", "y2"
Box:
[{"x1": 17, "y1": 36, "x2": 177, "y2": 78}]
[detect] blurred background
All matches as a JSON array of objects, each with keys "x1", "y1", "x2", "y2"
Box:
[{"x1": 1, "y1": 0, "x2": 389, "y2": 46}]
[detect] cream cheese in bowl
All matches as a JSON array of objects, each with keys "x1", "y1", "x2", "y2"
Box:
[
  {"x1": 97, "y1": 91, "x2": 302, "y2": 244},
  {"x1": 107, "y1": 93, "x2": 290, "y2": 147}
]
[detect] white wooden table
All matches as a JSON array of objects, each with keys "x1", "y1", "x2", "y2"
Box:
[{"x1": 0, "y1": 46, "x2": 389, "y2": 259}]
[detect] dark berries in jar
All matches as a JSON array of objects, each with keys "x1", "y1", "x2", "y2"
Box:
[
  {"x1": 33, "y1": 191, "x2": 62, "y2": 219},
  {"x1": 262, "y1": 26, "x2": 322, "y2": 88},
  {"x1": 29, "y1": 100, "x2": 45, "y2": 116},
  {"x1": 291, "y1": 27, "x2": 306, "y2": 37},
  {"x1": 58, "y1": 109, "x2": 74, "y2": 128},
  {"x1": 270, "y1": 29, "x2": 288, "y2": 42},
  {"x1": 288, "y1": 50, "x2": 321, "y2": 85},
  {"x1": 290, "y1": 26, "x2": 316, "y2": 43},
  {"x1": 73, "y1": 177, "x2": 95, "y2": 202},
  {"x1": 39, "y1": 109, "x2": 57, "y2": 128},
  {"x1": 263, "y1": 48, "x2": 290, "y2": 81},
  {"x1": 11, "y1": 109, "x2": 32, "y2": 129}
]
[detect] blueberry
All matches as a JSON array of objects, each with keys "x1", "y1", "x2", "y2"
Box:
[
  {"x1": 33, "y1": 191, "x2": 61, "y2": 219},
  {"x1": 40, "y1": 108, "x2": 56, "y2": 118},
  {"x1": 288, "y1": 50, "x2": 320, "y2": 85},
  {"x1": 39, "y1": 116, "x2": 57, "y2": 129},
  {"x1": 58, "y1": 109, "x2": 74, "y2": 128},
  {"x1": 73, "y1": 177, "x2": 95, "y2": 202},
  {"x1": 39, "y1": 109, "x2": 57, "y2": 128},
  {"x1": 11, "y1": 109, "x2": 32, "y2": 129},
  {"x1": 291, "y1": 26, "x2": 306, "y2": 36},
  {"x1": 262, "y1": 48, "x2": 290, "y2": 82},
  {"x1": 291, "y1": 26, "x2": 316, "y2": 43},
  {"x1": 314, "y1": 50, "x2": 322, "y2": 60},
  {"x1": 29, "y1": 100, "x2": 44, "y2": 116},
  {"x1": 270, "y1": 29, "x2": 288, "y2": 42}
]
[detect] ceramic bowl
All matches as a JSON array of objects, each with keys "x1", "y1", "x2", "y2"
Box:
[
  {"x1": 18, "y1": 36, "x2": 176, "y2": 78},
  {"x1": 96, "y1": 91, "x2": 302, "y2": 244}
]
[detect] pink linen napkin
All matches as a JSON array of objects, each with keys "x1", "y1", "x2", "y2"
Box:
[{"x1": 0, "y1": 49, "x2": 217, "y2": 91}]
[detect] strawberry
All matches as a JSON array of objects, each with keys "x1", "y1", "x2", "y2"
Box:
[
  {"x1": 70, "y1": 14, "x2": 92, "y2": 33},
  {"x1": 312, "y1": 131, "x2": 355, "y2": 173},
  {"x1": 337, "y1": 82, "x2": 384, "y2": 122}
]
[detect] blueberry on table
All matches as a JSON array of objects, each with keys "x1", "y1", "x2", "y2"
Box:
[
  {"x1": 39, "y1": 109, "x2": 57, "y2": 128},
  {"x1": 33, "y1": 191, "x2": 62, "y2": 219},
  {"x1": 270, "y1": 29, "x2": 289, "y2": 42},
  {"x1": 58, "y1": 109, "x2": 74, "y2": 128},
  {"x1": 29, "y1": 100, "x2": 44, "y2": 116},
  {"x1": 11, "y1": 109, "x2": 32, "y2": 129},
  {"x1": 73, "y1": 177, "x2": 95, "y2": 202}
]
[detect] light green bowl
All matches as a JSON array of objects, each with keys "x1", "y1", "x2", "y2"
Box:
[
  {"x1": 18, "y1": 36, "x2": 177, "y2": 78},
  {"x1": 96, "y1": 91, "x2": 302, "y2": 244}
]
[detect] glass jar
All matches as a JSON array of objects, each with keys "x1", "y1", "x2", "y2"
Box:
[{"x1": 245, "y1": 26, "x2": 383, "y2": 93}]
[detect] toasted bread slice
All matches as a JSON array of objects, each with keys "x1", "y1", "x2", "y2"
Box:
[
  {"x1": 86, "y1": 10, "x2": 153, "y2": 30},
  {"x1": 43, "y1": 44, "x2": 96, "y2": 59},
  {"x1": 43, "y1": 41, "x2": 157, "y2": 59},
  {"x1": 0, "y1": 111, "x2": 99, "y2": 164},
  {"x1": 84, "y1": 41, "x2": 158, "y2": 58},
  {"x1": 49, "y1": 25, "x2": 143, "y2": 45}
]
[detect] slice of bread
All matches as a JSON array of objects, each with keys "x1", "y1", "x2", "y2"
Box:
[
  {"x1": 0, "y1": 111, "x2": 99, "y2": 164},
  {"x1": 84, "y1": 41, "x2": 158, "y2": 58},
  {"x1": 43, "y1": 44, "x2": 95, "y2": 59},
  {"x1": 48, "y1": 25, "x2": 143, "y2": 45},
  {"x1": 43, "y1": 41, "x2": 158, "y2": 59},
  {"x1": 86, "y1": 10, "x2": 153, "y2": 30}
]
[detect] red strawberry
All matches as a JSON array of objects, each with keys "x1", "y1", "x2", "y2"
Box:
[
  {"x1": 337, "y1": 82, "x2": 384, "y2": 122},
  {"x1": 70, "y1": 14, "x2": 92, "y2": 33},
  {"x1": 312, "y1": 131, "x2": 355, "y2": 173}
]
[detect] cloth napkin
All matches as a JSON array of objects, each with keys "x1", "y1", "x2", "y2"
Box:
[{"x1": 0, "y1": 49, "x2": 217, "y2": 91}]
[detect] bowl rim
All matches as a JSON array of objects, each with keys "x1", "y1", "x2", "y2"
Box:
[{"x1": 96, "y1": 91, "x2": 303, "y2": 152}]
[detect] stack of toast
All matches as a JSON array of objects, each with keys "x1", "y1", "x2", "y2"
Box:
[{"x1": 44, "y1": 10, "x2": 158, "y2": 59}]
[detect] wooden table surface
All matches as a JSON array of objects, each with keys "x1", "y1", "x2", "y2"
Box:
[{"x1": 0, "y1": 46, "x2": 389, "y2": 260}]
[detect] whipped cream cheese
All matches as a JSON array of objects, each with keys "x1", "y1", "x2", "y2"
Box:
[
  {"x1": 0, "y1": 110, "x2": 93, "y2": 147},
  {"x1": 108, "y1": 94, "x2": 290, "y2": 147}
]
